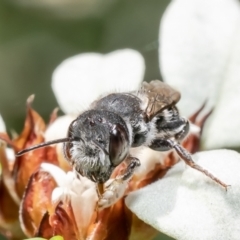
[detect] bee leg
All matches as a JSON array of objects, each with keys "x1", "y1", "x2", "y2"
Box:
[
  {"x1": 98, "y1": 157, "x2": 140, "y2": 210},
  {"x1": 149, "y1": 138, "x2": 228, "y2": 190},
  {"x1": 121, "y1": 156, "x2": 141, "y2": 180}
]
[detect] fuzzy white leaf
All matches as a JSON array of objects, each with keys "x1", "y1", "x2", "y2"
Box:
[
  {"x1": 126, "y1": 150, "x2": 240, "y2": 240},
  {"x1": 52, "y1": 49, "x2": 145, "y2": 114},
  {"x1": 160, "y1": 0, "x2": 240, "y2": 117}
]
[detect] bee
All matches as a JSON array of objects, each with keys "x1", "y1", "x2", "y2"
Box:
[{"x1": 17, "y1": 80, "x2": 228, "y2": 209}]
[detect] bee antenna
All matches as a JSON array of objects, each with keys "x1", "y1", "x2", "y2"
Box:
[{"x1": 16, "y1": 137, "x2": 71, "y2": 157}]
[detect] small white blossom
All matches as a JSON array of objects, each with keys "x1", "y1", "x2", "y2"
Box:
[
  {"x1": 41, "y1": 163, "x2": 98, "y2": 235},
  {"x1": 52, "y1": 49, "x2": 145, "y2": 115}
]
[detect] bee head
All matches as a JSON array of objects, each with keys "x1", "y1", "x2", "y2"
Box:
[
  {"x1": 64, "y1": 110, "x2": 130, "y2": 183},
  {"x1": 16, "y1": 109, "x2": 130, "y2": 184}
]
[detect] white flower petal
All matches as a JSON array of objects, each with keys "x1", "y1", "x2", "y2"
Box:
[
  {"x1": 130, "y1": 146, "x2": 170, "y2": 180},
  {"x1": 0, "y1": 115, "x2": 15, "y2": 161},
  {"x1": 126, "y1": 150, "x2": 240, "y2": 240},
  {"x1": 71, "y1": 178, "x2": 97, "y2": 233},
  {"x1": 160, "y1": 0, "x2": 240, "y2": 117},
  {"x1": 52, "y1": 49, "x2": 145, "y2": 114},
  {"x1": 51, "y1": 171, "x2": 97, "y2": 234},
  {"x1": 203, "y1": 26, "x2": 240, "y2": 149},
  {"x1": 42, "y1": 163, "x2": 97, "y2": 233},
  {"x1": 6, "y1": 148, "x2": 15, "y2": 161},
  {"x1": 44, "y1": 115, "x2": 76, "y2": 162},
  {"x1": 40, "y1": 163, "x2": 67, "y2": 186},
  {"x1": 189, "y1": 123, "x2": 200, "y2": 135},
  {"x1": 45, "y1": 115, "x2": 76, "y2": 141},
  {"x1": 52, "y1": 187, "x2": 64, "y2": 203},
  {"x1": 0, "y1": 114, "x2": 6, "y2": 132}
]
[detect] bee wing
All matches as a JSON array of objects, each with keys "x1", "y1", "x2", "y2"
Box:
[
  {"x1": 140, "y1": 80, "x2": 181, "y2": 121},
  {"x1": 52, "y1": 49, "x2": 145, "y2": 114}
]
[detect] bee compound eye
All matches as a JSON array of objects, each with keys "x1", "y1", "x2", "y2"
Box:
[{"x1": 109, "y1": 124, "x2": 129, "y2": 167}]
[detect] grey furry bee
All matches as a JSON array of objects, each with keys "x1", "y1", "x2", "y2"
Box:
[{"x1": 17, "y1": 80, "x2": 227, "y2": 208}]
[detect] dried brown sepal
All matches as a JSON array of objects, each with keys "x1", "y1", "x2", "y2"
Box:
[
  {"x1": 0, "y1": 133, "x2": 18, "y2": 152},
  {"x1": 48, "y1": 108, "x2": 59, "y2": 126},
  {"x1": 183, "y1": 134, "x2": 200, "y2": 154},
  {"x1": 12, "y1": 96, "x2": 60, "y2": 198},
  {"x1": 104, "y1": 200, "x2": 131, "y2": 240},
  {"x1": 125, "y1": 150, "x2": 179, "y2": 191},
  {"x1": 0, "y1": 138, "x2": 20, "y2": 204},
  {"x1": 46, "y1": 202, "x2": 79, "y2": 240},
  {"x1": 128, "y1": 212, "x2": 158, "y2": 240},
  {"x1": 88, "y1": 199, "x2": 130, "y2": 240},
  {"x1": 0, "y1": 180, "x2": 25, "y2": 240},
  {"x1": 188, "y1": 101, "x2": 208, "y2": 123},
  {"x1": 13, "y1": 95, "x2": 45, "y2": 150},
  {"x1": 135, "y1": 162, "x2": 171, "y2": 190},
  {"x1": 183, "y1": 103, "x2": 213, "y2": 154},
  {"x1": 37, "y1": 212, "x2": 52, "y2": 239},
  {"x1": 20, "y1": 169, "x2": 57, "y2": 237},
  {"x1": 0, "y1": 134, "x2": 24, "y2": 239},
  {"x1": 12, "y1": 96, "x2": 46, "y2": 197},
  {"x1": 89, "y1": 198, "x2": 158, "y2": 240}
]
